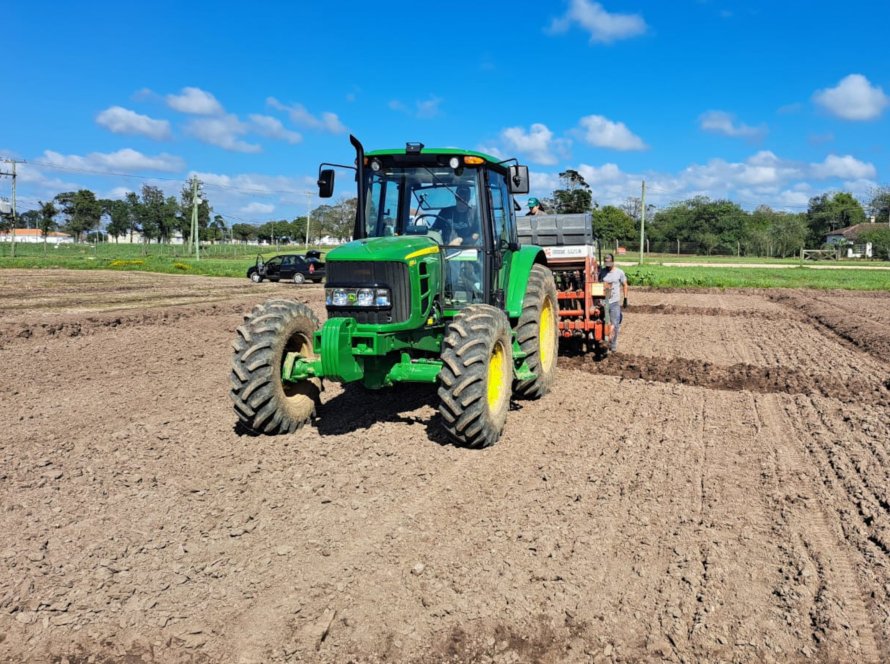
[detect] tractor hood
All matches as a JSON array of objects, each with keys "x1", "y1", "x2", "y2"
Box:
[{"x1": 326, "y1": 235, "x2": 439, "y2": 263}]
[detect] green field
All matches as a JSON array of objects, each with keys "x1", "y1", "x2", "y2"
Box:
[
  {"x1": 638, "y1": 252, "x2": 890, "y2": 267},
  {"x1": 1, "y1": 242, "x2": 889, "y2": 290},
  {"x1": 625, "y1": 264, "x2": 890, "y2": 291},
  {"x1": 0, "y1": 242, "x2": 324, "y2": 279}
]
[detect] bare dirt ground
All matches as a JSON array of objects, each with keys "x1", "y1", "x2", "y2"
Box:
[{"x1": 1, "y1": 269, "x2": 889, "y2": 663}]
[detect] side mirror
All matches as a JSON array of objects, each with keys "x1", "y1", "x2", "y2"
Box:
[
  {"x1": 508, "y1": 165, "x2": 529, "y2": 194},
  {"x1": 318, "y1": 169, "x2": 335, "y2": 198}
]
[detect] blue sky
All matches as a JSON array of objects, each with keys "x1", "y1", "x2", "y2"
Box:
[{"x1": 3, "y1": 0, "x2": 888, "y2": 224}]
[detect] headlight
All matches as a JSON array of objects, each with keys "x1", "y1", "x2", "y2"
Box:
[{"x1": 326, "y1": 287, "x2": 391, "y2": 308}]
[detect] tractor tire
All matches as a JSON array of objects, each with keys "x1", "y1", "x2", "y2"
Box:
[
  {"x1": 513, "y1": 264, "x2": 558, "y2": 399},
  {"x1": 230, "y1": 299, "x2": 322, "y2": 435},
  {"x1": 438, "y1": 304, "x2": 513, "y2": 449}
]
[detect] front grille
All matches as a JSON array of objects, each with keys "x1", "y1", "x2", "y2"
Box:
[{"x1": 326, "y1": 261, "x2": 411, "y2": 324}]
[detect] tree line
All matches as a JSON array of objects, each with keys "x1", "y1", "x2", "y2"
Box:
[
  {"x1": 3, "y1": 177, "x2": 357, "y2": 247},
  {"x1": 5, "y1": 171, "x2": 889, "y2": 258},
  {"x1": 540, "y1": 171, "x2": 890, "y2": 259}
]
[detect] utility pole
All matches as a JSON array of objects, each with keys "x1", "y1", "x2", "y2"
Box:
[
  {"x1": 190, "y1": 177, "x2": 201, "y2": 260},
  {"x1": 639, "y1": 180, "x2": 646, "y2": 266},
  {"x1": 1, "y1": 159, "x2": 24, "y2": 258},
  {"x1": 304, "y1": 190, "x2": 313, "y2": 249}
]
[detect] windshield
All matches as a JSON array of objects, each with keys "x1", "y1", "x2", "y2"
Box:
[
  {"x1": 363, "y1": 167, "x2": 482, "y2": 248},
  {"x1": 363, "y1": 165, "x2": 486, "y2": 307}
]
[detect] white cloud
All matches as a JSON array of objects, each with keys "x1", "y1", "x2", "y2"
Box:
[
  {"x1": 192, "y1": 171, "x2": 315, "y2": 200},
  {"x1": 698, "y1": 110, "x2": 766, "y2": 140},
  {"x1": 105, "y1": 186, "x2": 134, "y2": 199},
  {"x1": 577, "y1": 115, "x2": 647, "y2": 151},
  {"x1": 96, "y1": 106, "x2": 171, "y2": 140},
  {"x1": 166, "y1": 87, "x2": 224, "y2": 115},
  {"x1": 248, "y1": 114, "x2": 302, "y2": 144},
  {"x1": 524, "y1": 148, "x2": 882, "y2": 212},
  {"x1": 417, "y1": 96, "x2": 443, "y2": 118},
  {"x1": 267, "y1": 97, "x2": 346, "y2": 133},
  {"x1": 813, "y1": 74, "x2": 889, "y2": 121},
  {"x1": 500, "y1": 123, "x2": 569, "y2": 165},
  {"x1": 475, "y1": 144, "x2": 507, "y2": 160},
  {"x1": 810, "y1": 154, "x2": 876, "y2": 180},
  {"x1": 41, "y1": 148, "x2": 185, "y2": 173},
  {"x1": 185, "y1": 115, "x2": 261, "y2": 153},
  {"x1": 389, "y1": 95, "x2": 444, "y2": 119},
  {"x1": 240, "y1": 202, "x2": 275, "y2": 215},
  {"x1": 776, "y1": 189, "x2": 812, "y2": 208},
  {"x1": 548, "y1": 0, "x2": 647, "y2": 44},
  {"x1": 577, "y1": 163, "x2": 625, "y2": 185}
]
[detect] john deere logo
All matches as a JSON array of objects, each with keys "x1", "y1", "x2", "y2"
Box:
[{"x1": 348, "y1": 293, "x2": 357, "y2": 303}]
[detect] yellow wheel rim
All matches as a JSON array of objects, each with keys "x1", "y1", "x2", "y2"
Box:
[
  {"x1": 487, "y1": 340, "x2": 508, "y2": 411},
  {"x1": 539, "y1": 295, "x2": 556, "y2": 372}
]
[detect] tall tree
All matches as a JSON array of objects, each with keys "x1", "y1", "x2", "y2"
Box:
[
  {"x1": 208, "y1": 214, "x2": 227, "y2": 243},
  {"x1": 552, "y1": 169, "x2": 592, "y2": 214},
  {"x1": 19, "y1": 209, "x2": 40, "y2": 229},
  {"x1": 232, "y1": 223, "x2": 257, "y2": 243},
  {"x1": 124, "y1": 192, "x2": 141, "y2": 242},
  {"x1": 770, "y1": 213, "x2": 808, "y2": 257},
  {"x1": 868, "y1": 185, "x2": 890, "y2": 223},
  {"x1": 55, "y1": 189, "x2": 102, "y2": 242},
  {"x1": 592, "y1": 205, "x2": 636, "y2": 243},
  {"x1": 104, "y1": 199, "x2": 131, "y2": 242},
  {"x1": 805, "y1": 192, "x2": 866, "y2": 246},
  {"x1": 37, "y1": 201, "x2": 58, "y2": 252}
]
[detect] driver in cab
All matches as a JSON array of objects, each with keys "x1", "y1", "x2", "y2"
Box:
[{"x1": 433, "y1": 185, "x2": 480, "y2": 246}]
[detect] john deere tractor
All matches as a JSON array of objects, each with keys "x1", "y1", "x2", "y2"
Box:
[{"x1": 231, "y1": 136, "x2": 557, "y2": 448}]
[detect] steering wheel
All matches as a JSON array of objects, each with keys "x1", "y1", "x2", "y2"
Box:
[{"x1": 413, "y1": 213, "x2": 441, "y2": 230}]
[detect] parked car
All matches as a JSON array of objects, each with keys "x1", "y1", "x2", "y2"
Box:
[{"x1": 247, "y1": 251, "x2": 325, "y2": 284}]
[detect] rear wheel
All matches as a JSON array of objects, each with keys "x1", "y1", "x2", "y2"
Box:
[
  {"x1": 513, "y1": 264, "x2": 558, "y2": 398},
  {"x1": 293, "y1": 272, "x2": 306, "y2": 284},
  {"x1": 230, "y1": 299, "x2": 321, "y2": 434},
  {"x1": 438, "y1": 304, "x2": 512, "y2": 449}
]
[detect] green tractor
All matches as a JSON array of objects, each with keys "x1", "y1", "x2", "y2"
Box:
[{"x1": 231, "y1": 136, "x2": 557, "y2": 448}]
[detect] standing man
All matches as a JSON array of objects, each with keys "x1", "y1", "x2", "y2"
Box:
[
  {"x1": 601, "y1": 253, "x2": 628, "y2": 352},
  {"x1": 527, "y1": 197, "x2": 545, "y2": 215}
]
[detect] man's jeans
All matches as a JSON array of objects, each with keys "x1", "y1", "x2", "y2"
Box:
[{"x1": 609, "y1": 301, "x2": 622, "y2": 350}]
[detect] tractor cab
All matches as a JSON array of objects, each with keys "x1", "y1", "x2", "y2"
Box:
[{"x1": 318, "y1": 139, "x2": 530, "y2": 314}]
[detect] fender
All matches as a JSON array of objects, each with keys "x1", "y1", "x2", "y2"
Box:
[{"x1": 504, "y1": 245, "x2": 547, "y2": 318}]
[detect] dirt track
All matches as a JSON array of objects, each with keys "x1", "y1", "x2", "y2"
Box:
[{"x1": 1, "y1": 269, "x2": 889, "y2": 663}]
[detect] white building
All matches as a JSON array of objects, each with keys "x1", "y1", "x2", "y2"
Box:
[{"x1": 0, "y1": 229, "x2": 74, "y2": 244}]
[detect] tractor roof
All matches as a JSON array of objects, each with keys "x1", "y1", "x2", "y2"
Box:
[{"x1": 366, "y1": 147, "x2": 503, "y2": 165}]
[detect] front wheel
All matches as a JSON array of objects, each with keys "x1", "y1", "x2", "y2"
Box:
[
  {"x1": 513, "y1": 264, "x2": 558, "y2": 399},
  {"x1": 438, "y1": 304, "x2": 513, "y2": 449},
  {"x1": 250, "y1": 271, "x2": 262, "y2": 283},
  {"x1": 230, "y1": 299, "x2": 321, "y2": 434}
]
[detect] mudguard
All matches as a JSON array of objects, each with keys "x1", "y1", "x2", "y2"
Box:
[{"x1": 504, "y1": 245, "x2": 547, "y2": 318}]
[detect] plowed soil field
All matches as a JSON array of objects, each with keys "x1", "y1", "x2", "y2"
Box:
[{"x1": 1, "y1": 269, "x2": 889, "y2": 663}]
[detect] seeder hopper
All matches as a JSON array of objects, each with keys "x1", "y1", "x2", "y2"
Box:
[{"x1": 517, "y1": 213, "x2": 613, "y2": 357}]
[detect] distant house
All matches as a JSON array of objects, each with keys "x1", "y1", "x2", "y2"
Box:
[
  {"x1": 0, "y1": 229, "x2": 74, "y2": 244},
  {"x1": 107, "y1": 230, "x2": 185, "y2": 245},
  {"x1": 825, "y1": 223, "x2": 876, "y2": 259}
]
